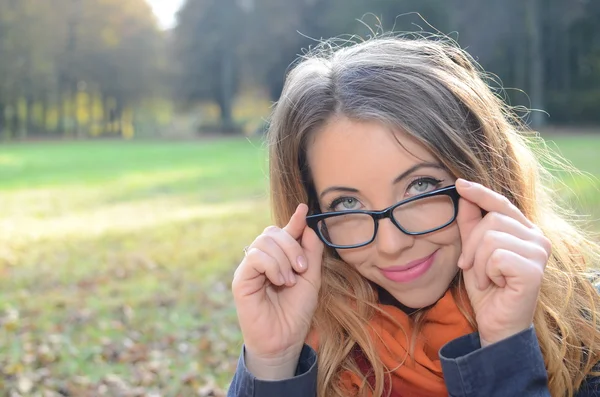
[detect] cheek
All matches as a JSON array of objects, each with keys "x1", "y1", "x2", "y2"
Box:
[
  {"x1": 336, "y1": 246, "x2": 373, "y2": 269},
  {"x1": 427, "y1": 223, "x2": 462, "y2": 247},
  {"x1": 429, "y1": 224, "x2": 462, "y2": 268}
]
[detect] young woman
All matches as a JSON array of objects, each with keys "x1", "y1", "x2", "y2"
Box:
[{"x1": 227, "y1": 36, "x2": 600, "y2": 396}]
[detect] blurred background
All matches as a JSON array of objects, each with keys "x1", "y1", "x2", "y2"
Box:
[{"x1": 0, "y1": 0, "x2": 598, "y2": 395}]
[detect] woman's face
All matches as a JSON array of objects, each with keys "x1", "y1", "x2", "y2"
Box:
[{"x1": 307, "y1": 117, "x2": 462, "y2": 308}]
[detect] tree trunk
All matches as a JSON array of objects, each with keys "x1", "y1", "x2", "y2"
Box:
[
  {"x1": 26, "y1": 95, "x2": 34, "y2": 136},
  {"x1": 4, "y1": 103, "x2": 15, "y2": 140},
  {"x1": 561, "y1": 27, "x2": 571, "y2": 93},
  {"x1": 218, "y1": 46, "x2": 235, "y2": 131},
  {"x1": 513, "y1": 2, "x2": 527, "y2": 108},
  {"x1": 217, "y1": 1, "x2": 236, "y2": 133},
  {"x1": 40, "y1": 93, "x2": 49, "y2": 134},
  {"x1": 12, "y1": 100, "x2": 22, "y2": 140},
  {"x1": 526, "y1": 0, "x2": 545, "y2": 128},
  {"x1": 59, "y1": 86, "x2": 68, "y2": 136},
  {"x1": 102, "y1": 93, "x2": 110, "y2": 135},
  {"x1": 115, "y1": 100, "x2": 123, "y2": 136},
  {"x1": 88, "y1": 89, "x2": 95, "y2": 135},
  {"x1": 72, "y1": 82, "x2": 81, "y2": 138},
  {"x1": 0, "y1": 102, "x2": 7, "y2": 140}
]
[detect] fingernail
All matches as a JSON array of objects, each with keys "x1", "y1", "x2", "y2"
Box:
[
  {"x1": 289, "y1": 271, "x2": 296, "y2": 284},
  {"x1": 278, "y1": 273, "x2": 286, "y2": 285},
  {"x1": 297, "y1": 256, "x2": 307, "y2": 270},
  {"x1": 457, "y1": 179, "x2": 472, "y2": 188},
  {"x1": 457, "y1": 255, "x2": 464, "y2": 268}
]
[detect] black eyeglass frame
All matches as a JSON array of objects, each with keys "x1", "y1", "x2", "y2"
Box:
[{"x1": 306, "y1": 185, "x2": 460, "y2": 249}]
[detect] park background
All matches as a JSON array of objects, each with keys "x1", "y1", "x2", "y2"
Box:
[{"x1": 0, "y1": 0, "x2": 598, "y2": 395}]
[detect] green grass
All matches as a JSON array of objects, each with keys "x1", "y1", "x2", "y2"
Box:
[
  {"x1": 544, "y1": 136, "x2": 600, "y2": 175},
  {"x1": 539, "y1": 135, "x2": 600, "y2": 229},
  {"x1": 0, "y1": 139, "x2": 272, "y2": 395},
  {"x1": 0, "y1": 134, "x2": 598, "y2": 395}
]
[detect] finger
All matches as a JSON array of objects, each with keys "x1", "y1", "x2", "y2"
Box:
[
  {"x1": 283, "y1": 204, "x2": 309, "y2": 240},
  {"x1": 486, "y1": 249, "x2": 544, "y2": 292},
  {"x1": 263, "y1": 226, "x2": 309, "y2": 275},
  {"x1": 255, "y1": 233, "x2": 300, "y2": 285},
  {"x1": 299, "y1": 225, "x2": 325, "y2": 290},
  {"x1": 456, "y1": 196, "x2": 483, "y2": 268},
  {"x1": 461, "y1": 212, "x2": 548, "y2": 270},
  {"x1": 456, "y1": 179, "x2": 533, "y2": 228},
  {"x1": 233, "y1": 248, "x2": 287, "y2": 299},
  {"x1": 254, "y1": 234, "x2": 299, "y2": 285},
  {"x1": 472, "y1": 231, "x2": 550, "y2": 290}
]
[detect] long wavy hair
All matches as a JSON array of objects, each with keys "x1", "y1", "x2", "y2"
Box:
[{"x1": 265, "y1": 35, "x2": 600, "y2": 397}]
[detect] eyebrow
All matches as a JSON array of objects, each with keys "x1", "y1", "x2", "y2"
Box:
[{"x1": 318, "y1": 162, "x2": 446, "y2": 200}]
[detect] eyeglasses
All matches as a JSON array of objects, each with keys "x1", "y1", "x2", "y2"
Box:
[{"x1": 306, "y1": 185, "x2": 459, "y2": 249}]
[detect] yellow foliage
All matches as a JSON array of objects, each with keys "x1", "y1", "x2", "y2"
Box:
[
  {"x1": 46, "y1": 107, "x2": 59, "y2": 130},
  {"x1": 101, "y1": 27, "x2": 121, "y2": 48},
  {"x1": 122, "y1": 108, "x2": 135, "y2": 139},
  {"x1": 76, "y1": 91, "x2": 92, "y2": 124},
  {"x1": 233, "y1": 90, "x2": 272, "y2": 134},
  {"x1": 90, "y1": 124, "x2": 103, "y2": 137}
]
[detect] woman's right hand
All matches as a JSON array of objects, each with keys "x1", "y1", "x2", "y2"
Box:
[{"x1": 231, "y1": 203, "x2": 325, "y2": 380}]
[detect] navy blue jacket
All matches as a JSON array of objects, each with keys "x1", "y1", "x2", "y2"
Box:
[
  {"x1": 227, "y1": 327, "x2": 600, "y2": 396},
  {"x1": 228, "y1": 276, "x2": 600, "y2": 396}
]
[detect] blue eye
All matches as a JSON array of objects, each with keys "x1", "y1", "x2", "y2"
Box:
[
  {"x1": 407, "y1": 178, "x2": 442, "y2": 196},
  {"x1": 329, "y1": 197, "x2": 361, "y2": 211}
]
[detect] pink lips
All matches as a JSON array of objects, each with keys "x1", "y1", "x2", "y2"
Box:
[{"x1": 380, "y1": 250, "x2": 438, "y2": 283}]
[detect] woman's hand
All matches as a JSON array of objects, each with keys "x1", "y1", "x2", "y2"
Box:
[
  {"x1": 455, "y1": 179, "x2": 551, "y2": 347},
  {"x1": 231, "y1": 203, "x2": 324, "y2": 379}
]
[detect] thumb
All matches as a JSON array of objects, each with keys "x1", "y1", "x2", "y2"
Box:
[
  {"x1": 299, "y1": 225, "x2": 324, "y2": 285},
  {"x1": 283, "y1": 203, "x2": 309, "y2": 240}
]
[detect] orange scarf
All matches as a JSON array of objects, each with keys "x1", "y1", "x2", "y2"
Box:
[{"x1": 310, "y1": 289, "x2": 475, "y2": 397}]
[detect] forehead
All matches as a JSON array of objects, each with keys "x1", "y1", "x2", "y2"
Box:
[{"x1": 306, "y1": 117, "x2": 438, "y2": 192}]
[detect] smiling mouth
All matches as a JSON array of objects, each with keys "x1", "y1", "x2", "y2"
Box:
[
  {"x1": 379, "y1": 250, "x2": 439, "y2": 283},
  {"x1": 382, "y1": 250, "x2": 438, "y2": 272}
]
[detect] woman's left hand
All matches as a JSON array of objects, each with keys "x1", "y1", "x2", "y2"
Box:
[{"x1": 455, "y1": 179, "x2": 552, "y2": 347}]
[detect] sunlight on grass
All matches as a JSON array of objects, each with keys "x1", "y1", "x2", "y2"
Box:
[
  {"x1": 0, "y1": 196, "x2": 264, "y2": 244},
  {"x1": 0, "y1": 135, "x2": 597, "y2": 393},
  {"x1": 0, "y1": 154, "x2": 22, "y2": 166},
  {"x1": 0, "y1": 139, "x2": 272, "y2": 393}
]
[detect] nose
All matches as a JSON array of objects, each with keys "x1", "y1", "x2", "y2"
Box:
[{"x1": 375, "y1": 217, "x2": 415, "y2": 256}]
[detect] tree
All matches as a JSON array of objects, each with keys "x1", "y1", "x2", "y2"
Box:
[
  {"x1": 0, "y1": 0, "x2": 163, "y2": 140},
  {"x1": 64, "y1": 0, "x2": 164, "y2": 136},
  {"x1": 173, "y1": 0, "x2": 245, "y2": 131},
  {"x1": 0, "y1": 0, "x2": 67, "y2": 139},
  {"x1": 527, "y1": 0, "x2": 545, "y2": 127}
]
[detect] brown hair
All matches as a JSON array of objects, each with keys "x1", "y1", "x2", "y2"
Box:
[{"x1": 266, "y1": 35, "x2": 600, "y2": 397}]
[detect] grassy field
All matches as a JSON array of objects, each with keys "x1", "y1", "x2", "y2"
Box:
[{"x1": 0, "y1": 134, "x2": 598, "y2": 396}]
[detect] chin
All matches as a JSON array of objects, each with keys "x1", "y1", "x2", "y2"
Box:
[{"x1": 393, "y1": 285, "x2": 449, "y2": 309}]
